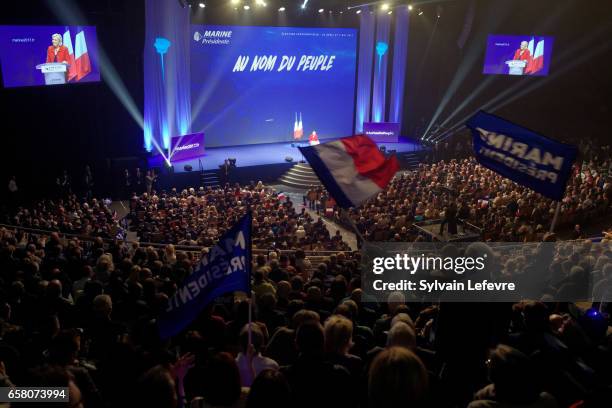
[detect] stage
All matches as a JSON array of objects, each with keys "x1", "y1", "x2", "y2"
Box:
[{"x1": 148, "y1": 138, "x2": 424, "y2": 174}]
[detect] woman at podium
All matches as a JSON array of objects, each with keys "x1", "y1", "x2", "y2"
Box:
[
  {"x1": 46, "y1": 33, "x2": 69, "y2": 64},
  {"x1": 512, "y1": 41, "x2": 531, "y2": 62}
]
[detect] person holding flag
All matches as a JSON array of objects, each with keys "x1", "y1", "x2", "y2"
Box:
[
  {"x1": 157, "y1": 212, "x2": 252, "y2": 340},
  {"x1": 466, "y1": 111, "x2": 578, "y2": 232},
  {"x1": 299, "y1": 134, "x2": 399, "y2": 209}
]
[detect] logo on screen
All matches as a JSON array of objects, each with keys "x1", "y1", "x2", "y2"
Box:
[
  {"x1": 193, "y1": 30, "x2": 233, "y2": 45},
  {"x1": 204, "y1": 30, "x2": 232, "y2": 38},
  {"x1": 175, "y1": 143, "x2": 200, "y2": 152},
  {"x1": 11, "y1": 37, "x2": 35, "y2": 43}
]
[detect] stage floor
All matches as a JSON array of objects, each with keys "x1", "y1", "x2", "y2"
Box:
[{"x1": 149, "y1": 138, "x2": 423, "y2": 173}]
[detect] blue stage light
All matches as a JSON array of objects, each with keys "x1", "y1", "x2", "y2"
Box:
[
  {"x1": 376, "y1": 41, "x2": 388, "y2": 57},
  {"x1": 376, "y1": 42, "x2": 389, "y2": 68},
  {"x1": 154, "y1": 37, "x2": 171, "y2": 81},
  {"x1": 144, "y1": 123, "x2": 153, "y2": 152}
]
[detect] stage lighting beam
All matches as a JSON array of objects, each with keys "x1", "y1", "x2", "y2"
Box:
[
  {"x1": 244, "y1": 4, "x2": 250, "y2": 10},
  {"x1": 356, "y1": 9, "x2": 362, "y2": 14},
  {"x1": 278, "y1": 6, "x2": 285, "y2": 11},
  {"x1": 198, "y1": 2, "x2": 205, "y2": 8},
  {"x1": 381, "y1": 3, "x2": 389, "y2": 11},
  {"x1": 408, "y1": 5, "x2": 413, "y2": 11},
  {"x1": 44, "y1": 0, "x2": 145, "y2": 137},
  {"x1": 318, "y1": 8, "x2": 324, "y2": 13},
  {"x1": 422, "y1": 1, "x2": 515, "y2": 141}
]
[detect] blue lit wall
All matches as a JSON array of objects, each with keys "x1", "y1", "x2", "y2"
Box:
[
  {"x1": 371, "y1": 13, "x2": 391, "y2": 123},
  {"x1": 143, "y1": 0, "x2": 191, "y2": 152},
  {"x1": 355, "y1": 9, "x2": 410, "y2": 133},
  {"x1": 354, "y1": 11, "x2": 375, "y2": 133},
  {"x1": 390, "y1": 8, "x2": 410, "y2": 127}
]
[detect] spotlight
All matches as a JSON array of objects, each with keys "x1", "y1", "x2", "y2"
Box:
[
  {"x1": 301, "y1": 0, "x2": 308, "y2": 10},
  {"x1": 408, "y1": 4, "x2": 413, "y2": 11},
  {"x1": 278, "y1": 6, "x2": 285, "y2": 11},
  {"x1": 198, "y1": 2, "x2": 205, "y2": 8},
  {"x1": 255, "y1": 0, "x2": 266, "y2": 6},
  {"x1": 418, "y1": 10, "x2": 423, "y2": 15},
  {"x1": 356, "y1": 9, "x2": 361, "y2": 14},
  {"x1": 244, "y1": 4, "x2": 250, "y2": 10},
  {"x1": 388, "y1": 10, "x2": 392, "y2": 14},
  {"x1": 381, "y1": 3, "x2": 389, "y2": 11},
  {"x1": 318, "y1": 8, "x2": 324, "y2": 13},
  {"x1": 231, "y1": 0, "x2": 240, "y2": 4}
]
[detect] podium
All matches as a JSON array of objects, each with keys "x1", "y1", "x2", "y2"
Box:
[
  {"x1": 35, "y1": 62, "x2": 69, "y2": 85},
  {"x1": 505, "y1": 60, "x2": 527, "y2": 75}
]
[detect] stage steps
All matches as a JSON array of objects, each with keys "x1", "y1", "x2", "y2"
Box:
[
  {"x1": 278, "y1": 163, "x2": 321, "y2": 189},
  {"x1": 200, "y1": 171, "x2": 220, "y2": 187},
  {"x1": 398, "y1": 150, "x2": 427, "y2": 169}
]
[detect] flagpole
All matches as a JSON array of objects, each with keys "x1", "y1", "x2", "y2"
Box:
[
  {"x1": 246, "y1": 210, "x2": 253, "y2": 349},
  {"x1": 549, "y1": 201, "x2": 561, "y2": 233},
  {"x1": 247, "y1": 295, "x2": 252, "y2": 347},
  {"x1": 341, "y1": 208, "x2": 365, "y2": 249}
]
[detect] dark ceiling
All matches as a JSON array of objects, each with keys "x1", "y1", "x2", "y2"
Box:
[{"x1": 182, "y1": 0, "x2": 421, "y2": 13}]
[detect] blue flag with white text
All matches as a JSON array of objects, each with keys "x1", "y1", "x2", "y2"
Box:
[
  {"x1": 467, "y1": 111, "x2": 578, "y2": 201},
  {"x1": 157, "y1": 213, "x2": 251, "y2": 339}
]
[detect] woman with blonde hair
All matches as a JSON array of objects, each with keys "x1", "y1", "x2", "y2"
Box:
[
  {"x1": 164, "y1": 244, "x2": 177, "y2": 265},
  {"x1": 323, "y1": 314, "x2": 362, "y2": 378},
  {"x1": 368, "y1": 347, "x2": 429, "y2": 408},
  {"x1": 46, "y1": 33, "x2": 69, "y2": 64}
]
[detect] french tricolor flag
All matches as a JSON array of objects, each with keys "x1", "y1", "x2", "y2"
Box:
[
  {"x1": 299, "y1": 135, "x2": 399, "y2": 208},
  {"x1": 74, "y1": 28, "x2": 92, "y2": 81},
  {"x1": 62, "y1": 28, "x2": 77, "y2": 81}
]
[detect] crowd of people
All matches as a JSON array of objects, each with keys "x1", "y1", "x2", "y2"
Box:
[
  {"x1": 340, "y1": 157, "x2": 611, "y2": 241},
  {"x1": 0, "y1": 153, "x2": 610, "y2": 407},
  {"x1": 0, "y1": 224, "x2": 611, "y2": 407},
  {"x1": 127, "y1": 183, "x2": 350, "y2": 252},
  {"x1": 1, "y1": 194, "x2": 124, "y2": 240}
]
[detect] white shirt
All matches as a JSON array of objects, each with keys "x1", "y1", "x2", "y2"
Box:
[{"x1": 235, "y1": 352, "x2": 279, "y2": 387}]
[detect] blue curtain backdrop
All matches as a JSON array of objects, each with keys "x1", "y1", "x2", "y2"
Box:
[
  {"x1": 144, "y1": 0, "x2": 191, "y2": 153},
  {"x1": 389, "y1": 8, "x2": 410, "y2": 128},
  {"x1": 371, "y1": 13, "x2": 391, "y2": 123},
  {"x1": 354, "y1": 12, "x2": 375, "y2": 133}
]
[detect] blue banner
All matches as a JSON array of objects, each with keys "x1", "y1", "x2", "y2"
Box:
[
  {"x1": 467, "y1": 111, "x2": 577, "y2": 201},
  {"x1": 158, "y1": 213, "x2": 251, "y2": 339}
]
